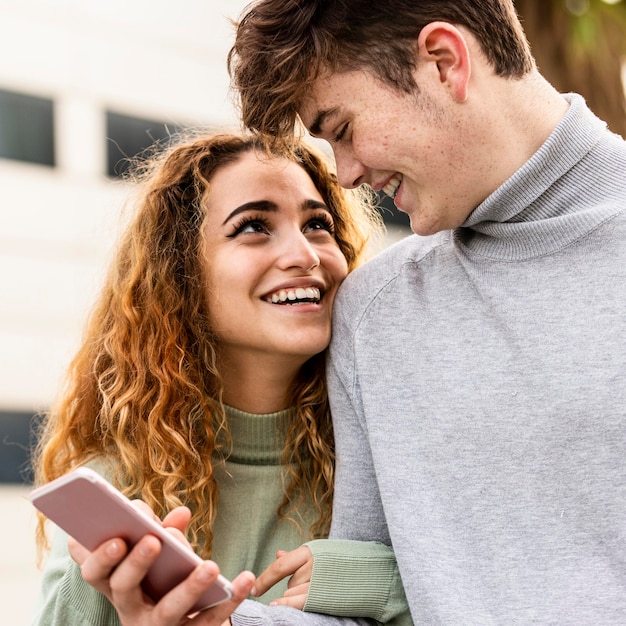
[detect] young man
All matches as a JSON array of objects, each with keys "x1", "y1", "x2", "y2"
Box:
[{"x1": 228, "y1": 0, "x2": 626, "y2": 623}]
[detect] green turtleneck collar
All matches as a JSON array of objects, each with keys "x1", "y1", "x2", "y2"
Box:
[{"x1": 222, "y1": 404, "x2": 294, "y2": 466}]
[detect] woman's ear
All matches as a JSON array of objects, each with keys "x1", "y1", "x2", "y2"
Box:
[{"x1": 416, "y1": 22, "x2": 471, "y2": 103}]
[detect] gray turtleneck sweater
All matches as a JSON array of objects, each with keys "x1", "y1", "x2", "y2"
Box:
[{"x1": 232, "y1": 95, "x2": 626, "y2": 624}]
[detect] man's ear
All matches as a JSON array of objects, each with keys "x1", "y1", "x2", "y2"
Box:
[{"x1": 416, "y1": 22, "x2": 471, "y2": 102}]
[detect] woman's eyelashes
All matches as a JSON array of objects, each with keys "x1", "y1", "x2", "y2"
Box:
[
  {"x1": 305, "y1": 213, "x2": 335, "y2": 235},
  {"x1": 229, "y1": 214, "x2": 271, "y2": 236},
  {"x1": 228, "y1": 212, "x2": 336, "y2": 238}
]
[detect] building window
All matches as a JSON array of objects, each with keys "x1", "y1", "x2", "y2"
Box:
[
  {"x1": 0, "y1": 410, "x2": 36, "y2": 484},
  {"x1": 106, "y1": 111, "x2": 181, "y2": 178},
  {"x1": 0, "y1": 88, "x2": 55, "y2": 166}
]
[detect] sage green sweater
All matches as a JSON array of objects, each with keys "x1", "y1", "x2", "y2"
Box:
[{"x1": 31, "y1": 406, "x2": 409, "y2": 625}]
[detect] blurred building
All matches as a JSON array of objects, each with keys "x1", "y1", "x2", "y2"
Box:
[{"x1": 0, "y1": 0, "x2": 257, "y2": 483}]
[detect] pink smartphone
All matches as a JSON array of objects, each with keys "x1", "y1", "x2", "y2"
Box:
[{"x1": 29, "y1": 466, "x2": 233, "y2": 613}]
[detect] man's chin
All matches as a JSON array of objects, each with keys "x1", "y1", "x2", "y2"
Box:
[{"x1": 407, "y1": 215, "x2": 441, "y2": 237}]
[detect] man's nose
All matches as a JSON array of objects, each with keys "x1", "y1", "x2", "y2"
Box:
[{"x1": 333, "y1": 147, "x2": 368, "y2": 189}]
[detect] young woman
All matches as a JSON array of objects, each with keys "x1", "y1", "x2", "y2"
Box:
[{"x1": 31, "y1": 132, "x2": 411, "y2": 625}]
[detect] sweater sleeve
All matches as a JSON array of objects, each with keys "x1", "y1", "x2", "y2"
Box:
[
  {"x1": 232, "y1": 599, "x2": 376, "y2": 625},
  {"x1": 30, "y1": 526, "x2": 121, "y2": 626},
  {"x1": 303, "y1": 540, "x2": 411, "y2": 625}
]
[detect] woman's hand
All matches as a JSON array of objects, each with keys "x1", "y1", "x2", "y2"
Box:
[
  {"x1": 68, "y1": 502, "x2": 254, "y2": 625},
  {"x1": 251, "y1": 545, "x2": 313, "y2": 610}
]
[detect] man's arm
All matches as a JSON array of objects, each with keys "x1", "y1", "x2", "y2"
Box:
[
  {"x1": 231, "y1": 600, "x2": 376, "y2": 625},
  {"x1": 325, "y1": 354, "x2": 389, "y2": 544}
]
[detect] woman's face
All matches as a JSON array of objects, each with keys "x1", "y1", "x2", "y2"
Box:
[{"x1": 202, "y1": 149, "x2": 349, "y2": 375}]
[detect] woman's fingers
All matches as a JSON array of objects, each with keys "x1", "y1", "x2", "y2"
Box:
[
  {"x1": 150, "y1": 560, "x2": 222, "y2": 624},
  {"x1": 269, "y1": 582, "x2": 309, "y2": 610},
  {"x1": 74, "y1": 537, "x2": 130, "y2": 598},
  {"x1": 252, "y1": 546, "x2": 312, "y2": 597},
  {"x1": 189, "y1": 570, "x2": 256, "y2": 625},
  {"x1": 162, "y1": 506, "x2": 192, "y2": 534},
  {"x1": 108, "y1": 534, "x2": 162, "y2": 614},
  {"x1": 67, "y1": 535, "x2": 94, "y2": 566}
]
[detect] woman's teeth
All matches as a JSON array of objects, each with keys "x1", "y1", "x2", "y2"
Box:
[
  {"x1": 382, "y1": 174, "x2": 403, "y2": 199},
  {"x1": 267, "y1": 287, "x2": 321, "y2": 304}
]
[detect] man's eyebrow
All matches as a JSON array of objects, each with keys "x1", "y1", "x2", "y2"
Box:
[
  {"x1": 222, "y1": 200, "x2": 277, "y2": 225},
  {"x1": 309, "y1": 107, "x2": 340, "y2": 136}
]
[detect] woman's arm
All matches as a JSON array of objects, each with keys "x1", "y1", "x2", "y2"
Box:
[
  {"x1": 252, "y1": 540, "x2": 411, "y2": 624},
  {"x1": 304, "y1": 540, "x2": 411, "y2": 624}
]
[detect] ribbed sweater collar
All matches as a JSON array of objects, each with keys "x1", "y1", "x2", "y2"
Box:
[
  {"x1": 454, "y1": 94, "x2": 616, "y2": 260},
  {"x1": 223, "y1": 404, "x2": 293, "y2": 465}
]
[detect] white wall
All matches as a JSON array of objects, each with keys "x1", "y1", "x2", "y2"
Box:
[{"x1": 0, "y1": 0, "x2": 252, "y2": 411}]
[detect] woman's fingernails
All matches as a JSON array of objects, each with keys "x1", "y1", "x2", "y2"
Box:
[{"x1": 197, "y1": 562, "x2": 215, "y2": 582}]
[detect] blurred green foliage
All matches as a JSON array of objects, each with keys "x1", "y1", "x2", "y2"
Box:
[{"x1": 515, "y1": 0, "x2": 626, "y2": 136}]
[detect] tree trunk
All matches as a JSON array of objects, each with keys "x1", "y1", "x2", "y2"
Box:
[{"x1": 515, "y1": 0, "x2": 626, "y2": 137}]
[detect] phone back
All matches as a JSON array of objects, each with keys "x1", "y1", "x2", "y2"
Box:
[{"x1": 30, "y1": 468, "x2": 232, "y2": 612}]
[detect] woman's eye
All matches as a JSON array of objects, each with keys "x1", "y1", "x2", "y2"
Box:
[
  {"x1": 229, "y1": 218, "x2": 270, "y2": 237},
  {"x1": 305, "y1": 216, "x2": 335, "y2": 234}
]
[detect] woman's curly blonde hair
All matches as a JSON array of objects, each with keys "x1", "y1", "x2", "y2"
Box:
[{"x1": 32, "y1": 131, "x2": 382, "y2": 561}]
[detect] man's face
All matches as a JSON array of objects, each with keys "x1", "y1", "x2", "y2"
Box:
[{"x1": 299, "y1": 69, "x2": 488, "y2": 236}]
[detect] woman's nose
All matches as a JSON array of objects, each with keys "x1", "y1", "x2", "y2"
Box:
[{"x1": 277, "y1": 231, "x2": 321, "y2": 271}]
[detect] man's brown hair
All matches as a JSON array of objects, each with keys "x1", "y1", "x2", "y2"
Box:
[{"x1": 228, "y1": 0, "x2": 534, "y2": 149}]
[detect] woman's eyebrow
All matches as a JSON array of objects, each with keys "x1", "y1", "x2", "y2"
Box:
[
  {"x1": 222, "y1": 199, "x2": 330, "y2": 226},
  {"x1": 222, "y1": 200, "x2": 277, "y2": 225},
  {"x1": 303, "y1": 199, "x2": 330, "y2": 212}
]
